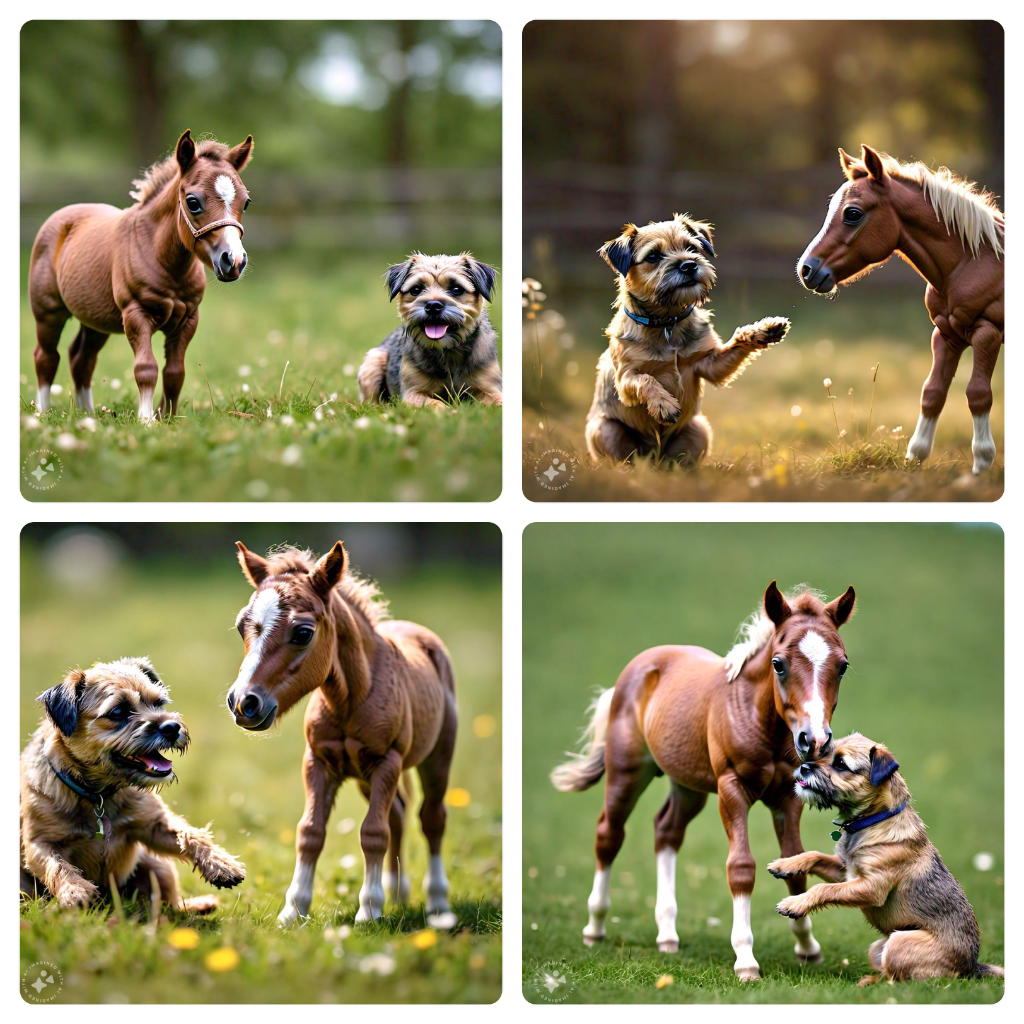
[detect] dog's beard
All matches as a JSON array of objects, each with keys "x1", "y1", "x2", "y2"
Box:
[
  {"x1": 794, "y1": 770, "x2": 838, "y2": 810},
  {"x1": 106, "y1": 730, "x2": 188, "y2": 787},
  {"x1": 408, "y1": 306, "x2": 469, "y2": 349},
  {"x1": 646, "y1": 265, "x2": 715, "y2": 311}
]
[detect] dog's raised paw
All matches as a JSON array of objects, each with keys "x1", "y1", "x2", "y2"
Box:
[
  {"x1": 755, "y1": 317, "x2": 790, "y2": 346},
  {"x1": 57, "y1": 879, "x2": 99, "y2": 908},
  {"x1": 202, "y1": 856, "x2": 246, "y2": 889},
  {"x1": 650, "y1": 399, "x2": 681, "y2": 424}
]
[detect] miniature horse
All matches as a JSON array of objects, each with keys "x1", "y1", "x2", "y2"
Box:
[
  {"x1": 553, "y1": 582, "x2": 855, "y2": 981},
  {"x1": 798, "y1": 144, "x2": 1004, "y2": 474},
  {"x1": 228, "y1": 542, "x2": 457, "y2": 927},
  {"x1": 29, "y1": 130, "x2": 253, "y2": 422}
]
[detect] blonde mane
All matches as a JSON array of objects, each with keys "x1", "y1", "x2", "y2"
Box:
[
  {"x1": 128, "y1": 139, "x2": 232, "y2": 205},
  {"x1": 884, "y1": 155, "x2": 1004, "y2": 259},
  {"x1": 722, "y1": 585, "x2": 824, "y2": 682}
]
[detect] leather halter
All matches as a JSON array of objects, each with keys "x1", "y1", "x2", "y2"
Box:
[{"x1": 178, "y1": 196, "x2": 244, "y2": 240}]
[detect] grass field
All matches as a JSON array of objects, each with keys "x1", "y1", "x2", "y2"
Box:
[
  {"x1": 522, "y1": 523, "x2": 1003, "y2": 1003},
  {"x1": 523, "y1": 280, "x2": 1003, "y2": 501},
  {"x1": 20, "y1": 540, "x2": 501, "y2": 1003},
  {"x1": 19, "y1": 252, "x2": 502, "y2": 502}
]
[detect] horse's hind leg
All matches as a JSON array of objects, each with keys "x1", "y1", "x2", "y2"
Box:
[
  {"x1": 385, "y1": 782, "x2": 411, "y2": 903},
  {"x1": 161, "y1": 312, "x2": 199, "y2": 418},
  {"x1": 28, "y1": 242, "x2": 71, "y2": 413},
  {"x1": 907, "y1": 327, "x2": 966, "y2": 464},
  {"x1": 68, "y1": 326, "x2": 108, "y2": 413},
  {"x1": 653, "y1": 782, "x2": 708, "y2": 952},
  {"x1": 966, "y1": 324, "x2": 1002, "y2": 474},
  {"x1": 417, "y1": 697, "x2": 457, "y2": 915}
]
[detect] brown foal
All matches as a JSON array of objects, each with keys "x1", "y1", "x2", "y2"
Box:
[
  {"x1": 553, "y1": 582, "x2": 855, "y2": 980},
  {"x1": 29, "y1": 130, "x2": 252, "y2": 422},
  {"x1": 798, "y1": 144, "x2": 1003, "y2": 474},
  {"x1": 227, "y1": 542, "x2": 457, "y2": 926}
]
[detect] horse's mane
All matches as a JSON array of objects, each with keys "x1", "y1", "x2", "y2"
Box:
[
  {"x1": 128, "y1": 139, "x2": 232, "y2": 205},
  {"x1": 722, "y1": 585, "x2": 825, "y2": 683},
  {"x1": 264, "y1": 545, "x2": 390, "y2": 627},
  {"x1": 881, "y1": 154, "x2": 1004, "y2": 259}
]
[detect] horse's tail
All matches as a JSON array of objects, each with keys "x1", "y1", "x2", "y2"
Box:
[
  {"x1": 976, "y1": 962, "x2": 1005, "y2": 979},
  {"x1": 551, "y1": 688, "x2": 615, "y2": 792}
]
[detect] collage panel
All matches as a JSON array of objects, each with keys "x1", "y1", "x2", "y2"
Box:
[
  {"x1": 20, "y1": 523, "x2": 501, "y2": 1003},
  {"x1": 522, "y1": 21, "x2": 1003, "y2": 502},
  {"x1": 523, "y1": 522, "x2": 1003, "y2": 1002},
  {"x1": 20, "y1": 20, "x2": 502, "y2": 503}
]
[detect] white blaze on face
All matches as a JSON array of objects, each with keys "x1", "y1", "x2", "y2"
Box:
[
  {"x1": 799, "y1": 182, "x2": 849, "y2": 272},
  {"x1": 214, "y1": 174, "x2": 246, "y2": 262},
  {"x1": 234, "y1": 587, "x2": 281, "y2": 694},
  {"x1": 798, "y1": 629, "x2": 830, "y2": 746}
]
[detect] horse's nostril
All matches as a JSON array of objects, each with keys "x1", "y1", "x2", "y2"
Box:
[
  {"x1": 240, "y1": 694, "x2": 261, "y2": 718},
  {"x1": 220, "y1": 250, "x2": 234, "y2": 273},
  {"x1": 798, "y1": 731, "x2": 809, "y2": 751},
  {"x1": 801, "y1": 264, "x2": 812, "y2": 280}
]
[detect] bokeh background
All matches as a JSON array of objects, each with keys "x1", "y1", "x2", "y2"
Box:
[
  {"x1": 523, "y1": 21, "x2": 1003, "y2": 500},
  {"x1": 523, "y1": 523, "x2": 1003, "y2": 1003},
  {"x1": 20, "y1": 21, "x2": 502, "y2": 502},
  {"x1": 21, "y1": 522, "x2": 501, "y2": 1003}
]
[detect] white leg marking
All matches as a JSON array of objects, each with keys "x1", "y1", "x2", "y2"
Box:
[
  {"x1": 798, "y1": 183, "x2": 849, "y2": 274},
  {"x1": 655, "y1": 847, "x2": 680, "y2": 952},
  {"x1": 971, "y1": 412, "x2": 996, "y2": 474},
  {"x1": 278, "y1": 858, "x2": 315, "y2": 927},
  {"x1": 232, "y1": 589, "x2": 281, "y2": 694},
  {"x1": 356, "y1": 854, "x2": 385, "y2": 923},
  {"x1": 424, "y1": 853, "x2": 449, "y2": 913},
  {"x1": 137, "y1": 386, "x2": 156, "y2": 423},
  {"x1": 731, "y1": 893, "x2": 760, "y2": 980},
  {"x1": 74, "y1": 386, "x2": 93, "y2": 413},
  {"x1": 906, "y1": 414, "x2": 938, "y2": 462},
  {"x1": 790, "y1": 914, "x2": 822, "y2": 961},
  {"x1": 583, "y1": 866, "x2": 610, "y2": 945},
  {"x1": 383, "y1": 869, "x2": 411, "y2": 903},
  {"x1": 798, "y1": 629, "x2": 831, "y2": 751},
  {"x1": 36, "y1": 384, "x2": 51, "y2": 412}
]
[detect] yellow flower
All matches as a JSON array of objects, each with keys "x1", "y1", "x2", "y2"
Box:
[
  {"x1": 472, "y1": 714, "x2": 497, "y2": 738},
  {"x1": 410, "y1": 929, "x2": 438, "y2": 950},
  {"x1": 446, "y1": 788, "x2": 471, "y2": 808},
  {"x1": 656, "y1": 974, "x2": 674, "y2": 989},
  {"x1": 167, "y1": 927, "x2": 200, "y2": 950},
  {"x1": 469, "y1": 953, "x2": 487, "y2": 971},
  {"x1": 205, "y1": 946, "x2": 241, "y2": 972}
]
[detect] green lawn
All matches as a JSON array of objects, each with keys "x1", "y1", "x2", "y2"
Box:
[
  {"x1": 20, "y1": 544, "x2": 502, "y2": 1003},
  {"x1": 523, "y1": 523, "x2": 1003, "y2": 1003},
  {"x1": 20, "y1": 252, "x2": 502, "y2": 502}
]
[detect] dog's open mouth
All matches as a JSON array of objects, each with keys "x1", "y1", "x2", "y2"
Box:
[
  {"x1": 114, "y1": 750, "x2": 175, "y2": 778},
  {"x1": 423, "y1": 322, "x2": 449, "y2": 340}
]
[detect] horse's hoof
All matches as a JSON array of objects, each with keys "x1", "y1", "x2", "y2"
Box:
[
  {"x1": 657, "y1": 940, "x2": 679, "y2": 954},
  {"x1": 797, "y1": 951, "x2": 823, "y2": 965},
  {"x1": 582, "y1": 934, "x2": 604, "y2": 947},
  {"x1": 735, "y1": 967, "x2": 761, "y2": 982},
  {"x1": 354, "y1": 906, "x2": 381, "y2": 924},
  {"x1": 277, "y1": 906, "x2": 300, "y2": 928}
]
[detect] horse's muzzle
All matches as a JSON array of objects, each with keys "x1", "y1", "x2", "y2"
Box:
[
  {"x1": 227, "y1": 688, "x2": 277, "y2": 730},
  {"x1": 796, "y1": 726, "x2": 833, "y2": 762},
  {"x1": 214, "y1": 248, "x2": 247, "y2": 282},
  {"x1": 798, "y1": 256, "x2": 834, "y2": 294}
]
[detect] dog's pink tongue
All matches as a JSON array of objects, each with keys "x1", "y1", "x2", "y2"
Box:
[
  {"x1": 424, "y1": 324, "x2": 448, "y2": 340},
  {"x1": 141, "y1": 753, "x2": 172, "y2": 772}
]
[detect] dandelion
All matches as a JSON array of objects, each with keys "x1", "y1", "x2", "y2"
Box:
[
  {"x1": 167, "y1": 927, "x2": 201, "y2": 950},
  {"x1": 656, "y1": 974, "x2": 674, "y2": 989},
  {"x1": 472, "y1": 714, "x2": 497, "y2": 738},
  {"x1": 354, "y1": 416, "x2": 371, "y2": 429},
  {"x1": 446, "y1": 788, "x2": 471, "y2": 808},
  {"x1": 823, "y1": 377, "x2": 832, "y2": 388},
  {"x1": 204, "y1": 947, "x2": 240, "y2": 972},
  {"x1": 823, "y1": 378, "x2": 842, "y2": 443},
  {"x1": 410, "y1": 929, "x2": 438, "y2": 950},
  {"x1": 241, "y1": 383, "x2": 250, "y2": 393}
]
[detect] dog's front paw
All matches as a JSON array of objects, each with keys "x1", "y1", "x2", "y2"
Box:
[
  {"x1": 200, "y1": 851, "x2": 246, "y2": 889},
  {"x1": 767, "y1": 858, "x2": 799, "y2": 880},
  {"x1": 752, "y1": 316, "x2": 790, "y2": 347},
  {"x1": 776, "y1": 896, "x2": 807, "y2": 919},
  {"x1": 649, "y1": 396, "x2": 681, "y2": 424},
  {"x1": 56, "y1": 878, "x2": 99, "y2": 908}
]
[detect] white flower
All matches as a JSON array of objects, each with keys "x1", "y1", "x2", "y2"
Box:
[
  {"x1": 79, "y1": 418, "x2": 97, "y2": 432},
  {"x1": 973, "y1": 852, "x2": 995, "y2": 871},
  {"x1": 340, "y1": 854, "x2": 358, "y2": 869},
  {"x1": 280, "y1": 415, "x2": 295, "y2": 427},
  {"x1": 280, "y1": 444, "x2": 302, "y2": 466},
  {"x1": 111, "y1": 378, "x2": 122, "y2": 390},
  {"x1": 790, "y1": 405, "x2": 802, "y2": 417},
  {"x1": 393, "y1": 424, "x2": 408, "y2": 437},
  {"x1": 358, "y1": 953, "x2": 395, "y2": 976},
  {"x1": 823, "y1": 378, "x2": 832, "y2": 388},
  {"x1": 343, "y1": 364, "x2": 355, "y2": 376},
  {"x1": 24, "y1": 415, "x2": 40, "y2": 429},
  {"x1": 354, "y1": 416, "x2": 371, "y2": 429},
  {"x1": 242, "y1": 383, "x2": 250, "y2": 393},
  {"x1": 56, "y1": 432, "x2": 80, "y2": 451},
  {"x1": 238, "y1": 365, "x2": 252, "y2": 377}
]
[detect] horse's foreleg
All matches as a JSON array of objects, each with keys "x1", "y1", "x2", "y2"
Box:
[
  {"x1": 124, "y1": 304, "x2": 159, "y2": 423},
  {"x1": 356, "y1": 748, "x2": 402, "y2": 923},
  {"x1": 68, "y1": 326, "x2": 109, "y2": 413},
  {"x1": 719, "y1": 773, "x2": 759, "y2": 981},
  {"x1": 161, "y1": 312, "x2": 199, "y2": 418},
  {"x1": 417, "y1": 697, "x2": 457, "y2": 914},
  {"x1": 768, "y1": 791, "x2": 822, "y2": 965},
  {"x1": 966, "y1": 323, "x2": 1002, "y2": 474},
  {"x1": 653, "y1": 782, "x2": 708, "y2": 952},
  {"x1": 279, "y1": 748, "x2": 339, "y2": 927},
  {"x1": 385, "y1": 784, "x2": 410, "y2": 903},
  {"x1": 907, "y1": 328, "x2": 966, "y2": 464}
]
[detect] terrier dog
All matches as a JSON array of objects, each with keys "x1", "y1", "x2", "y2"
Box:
[
  {"x1": 358, "y1": 252, "x2": 502, "y2": 410},
  {"x1": 767, "y1": 733, "x2": 1004, "y2": 984},
  {"x1": 586, "y1": 214, "x2": 789, "y2": 464},
  {"x1": 20, "y1": 657, "x2": 245, "y2": 911}
]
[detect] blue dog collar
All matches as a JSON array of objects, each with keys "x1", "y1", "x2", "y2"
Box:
[
  {"x1": 623, "y1": 304, "x2": 694, "y2": 330},
  {"x1": 832, "y1": 800, "x2": 907, "y2": 840}
]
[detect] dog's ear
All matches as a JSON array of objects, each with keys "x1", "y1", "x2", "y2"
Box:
[
  {"x1": 869, "y1": 745, "x2": 900, "y2": 787},
  {"x1": 764, "y1": 580, "x2": 792, "y2": 627},
  {"x1": 38, "y1": 670, "x2": 86, "y2": 737},
  {"x1": 825, "y1": 586, "x2": 856, "y2": 627},
  {"x1": 385, "y1": 259, "x2": 414, "y2": 301},
  {"x1": 463, "y1": 255, "x2": 497, "y2": 301},
  {"x1": 599, "y1": 223, "x2": 637, "y2": 277},
  {"x1": 309, "y1": 541, "x2": 348, "y2": 599},
  {"x1": 675, "y1": 214, "x2": 716, "y2": 258},
  {"x1": 236, "y1": 541, "x2": 270, "y2": 588},
  {"x1": 176, "y1": 129, "x2": 196, "y2": 174},
  {"x1": 123, "y1": 656, "x2": 161, "y2": 685},
  {"x1": 226, "y1": 134, "x2": 253, "y2": 170}
]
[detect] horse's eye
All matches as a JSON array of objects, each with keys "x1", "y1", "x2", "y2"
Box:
[
  {"x1": 186, "y1": 195, "x2": 202, "y2": 214},
  {"x1": 771, "y1": 657, "x2": 786, "y2": 676},
  {"x1": 837, "y1": 661, "x2": 849, "y2": 679},
  {"x1": 644, "y1": 250, "x2": 662, "y2": 264},
  {"x1": 843, "y1": 207, "x2": 863, "y2": 224},
  {"x1": 291, "y1": 626, "x2": 314, "y2": 646},
  {"x1": 243, "y1": 197, "x2": 251, "y2": 212}
]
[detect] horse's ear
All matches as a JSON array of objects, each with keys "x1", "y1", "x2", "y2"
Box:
[
  {"x1": 38, "y1": 670, "x2": 86, "y2": 737},
  {"x1": 236, "y1": 541, "x2": 269, "y2": 588},
  {"x1": 386, "y1": 259, "x2": 413, "y2": 301},
  {"x1": 176, "y1": 129, "x2": 196, "y2": 173},
  {"x1": 227, "y1": 135, "x2": 253, "y2": 171},
  {"x1": 838, "y1": 147, "x2": 865, "y2": 181},
  {"x1": 599, "y1": 223, "x2": 637, "y2": 277},
  {"x1": 869, "y1": 745, "x2": 900, "y2": 787},
  {"x1": 463, "y1": 255, "x2": 497, "y2": 301},
  {"x1": 825, "y1": 586, "x2": 856, "y2": 627},
  {"x1": 860, "y1": 145, "x2": 888, "y2": 183},
  {"x1": 764, "y1": 581, "x2": 792, "y2": 627},
  {"x1": 309, "y1": 542, "x2": 348, "y2": 598}
]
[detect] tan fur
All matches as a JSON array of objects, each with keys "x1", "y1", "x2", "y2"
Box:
[
  {"x1": 20, "y1": 657, "x2": 245, "y2": 912},
  {"x1": 769, "y1": 733, "x2": 1003, "y2": 984}
]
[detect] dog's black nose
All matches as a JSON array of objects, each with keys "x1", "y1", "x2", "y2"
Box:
[
  {"x1": 678, "y1": 260, "x2": 698, "y2": 274},
  {"x1": 159, "y1": 720, "x2": 181, "y2": 741},
  {"x1": 796, "y1": 762, "x2": 812, "y2": 778},
  {"x1": 240, "y1": 693, "x2": 262, "y2": 719},
  {"x1": 424, "y1": 300, "x2": 445, "y2": 315}
]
